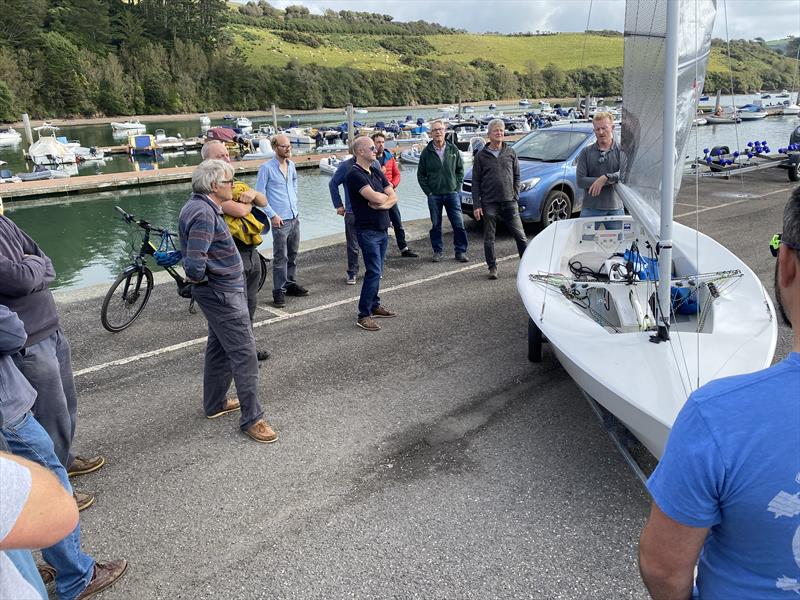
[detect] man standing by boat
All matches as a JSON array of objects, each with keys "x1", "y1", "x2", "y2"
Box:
[
  {"x1": 576, "y1": 111, "x2": 622, "y2": 228},
  {"x1": 471, "y1": 118, "x2": 528, "y2": 279},
  {"x1": 372, "y1": 132, "x2": 418, "y2": 259},
  {"x1": 345, "y1": 136, "x2": 398, "y2": 331},
  {"x1": 179, "y1": 159, "x2": 278, "y2": 444},
  {"x1": 201, "y1": 140, "x2": 271, "y2": 361},
  {"x1": 639, "y1": 189, "x2": 800, "y2": 598},
  {"x1": 256, "y1": 134, "x2": 309, "y2": 308},
  {"x1": 416, "y1": 120, "x2": 468, "y2": 262},
  {"x1": 0, "y1": 215, "x2": 104, "y2": 512}
]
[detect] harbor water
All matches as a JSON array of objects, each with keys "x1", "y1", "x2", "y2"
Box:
[{"x1": 2, "y1": 102, "x2": 798, "y2": 292}]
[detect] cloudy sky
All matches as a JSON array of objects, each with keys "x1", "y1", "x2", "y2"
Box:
[{"x1": 265, "y1": 0, "x2": 800, "y2": 42}]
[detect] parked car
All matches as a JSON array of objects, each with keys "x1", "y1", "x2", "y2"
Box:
[{"x1": 460, "y1": 123, "x2": 596, "y2": 227}]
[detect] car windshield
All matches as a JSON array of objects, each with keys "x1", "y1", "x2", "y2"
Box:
[{"x1": 513, "y1": 130, "x2": 591, "y2": 162}]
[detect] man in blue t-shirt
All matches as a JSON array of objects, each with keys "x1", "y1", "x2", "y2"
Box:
[
  {"x1": 639, "y1": 187, "x2": 800, "y2": 599},
  {"x1": 344, "y1": 136, "x2": 399, "y2": 332}
]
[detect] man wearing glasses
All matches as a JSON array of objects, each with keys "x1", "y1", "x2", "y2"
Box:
[
  {"x1": 576, "y1": 111, "x2": 622, "y2": 228},
  {"x1": 256, "y1": 134, "x2": 309, "y2": 308},
  {"x1": 179, "y1": 159, "x2": 278, "y2": 444},
  {"x1": 345, "y1": 136, "x2": 399, "y2": 331},
  {"x1": 416, "y1": 120, "x2": 469, "y2": 262},
  {"x1": 639, "y1": 187, "x2": 800, "y2": 599}
]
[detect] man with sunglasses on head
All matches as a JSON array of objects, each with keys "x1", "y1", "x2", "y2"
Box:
[
  {"x1": 576, "y1": 111, "x2": 622, "y2": 228},
  {"x1": 256, "y1": 134, "x2": 309, "y2": 309},
  {"x1": 639, "y1": 188, "x2": 800, "y2": 599},
  {"x1": 179, "y1": 159, "x2": 278, "y2": 444},
  {"x1": 417, "y1": 120, "x2": 468, "y2": 263},
  {"x1": 345, "y1": 136, "x2": 398, "y2": 331}
]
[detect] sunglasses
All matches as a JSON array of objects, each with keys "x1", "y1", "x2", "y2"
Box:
[{"x1": 770, "y1": 233, "x2": 800, "y2": 257}]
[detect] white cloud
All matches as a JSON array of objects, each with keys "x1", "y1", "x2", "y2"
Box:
[{"x1": 264, "y1": 0, "x2": 799, "y2": 41}]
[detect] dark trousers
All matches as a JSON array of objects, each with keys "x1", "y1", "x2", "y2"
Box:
[
  {"x1": 344, "y1": 212, "x2": 360, "y2": 279},
  {"x1": 428, "y1": 193, "x2": 468, "y2": 255},
  {"x1": 15, "y1": 329, "x2": 78, "y2": 469},
  {"x1": 191, "y1": 285, "x2": 264, "y2": 430},
  {"x1": 388, "y1": 204, "x2": 407, "y2": 250},
  {"x1": 482, "y1": 201, "x2": 528, "y2": 268},
  {"x1": 238, "y1": 245, "x2": 262, "y2": 321},
  {"x1": 356, "y1": 228, "x2": 388, "y2": 318}
]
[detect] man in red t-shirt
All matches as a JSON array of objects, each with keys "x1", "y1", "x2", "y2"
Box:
[{"x1": 372, "y1": 132, "x2": 418, "y2": 258}]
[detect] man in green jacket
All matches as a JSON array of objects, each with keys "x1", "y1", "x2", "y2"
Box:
[{"x1": 416, "y1": 120, "x2": 469, "y2": 262}]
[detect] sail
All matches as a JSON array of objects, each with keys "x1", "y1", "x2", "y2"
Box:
[{"x1": 617, "y1": 0, "x2": 716, "y2": 243}]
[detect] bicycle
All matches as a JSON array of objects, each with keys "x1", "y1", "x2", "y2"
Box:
[{"x1": 101, "y1": 206, "x2": 269, "y2": 332}]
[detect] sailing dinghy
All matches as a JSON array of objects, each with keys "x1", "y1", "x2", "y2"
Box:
[{"x1": 516, "y1": 0, "x2": 777, "y2": 459}]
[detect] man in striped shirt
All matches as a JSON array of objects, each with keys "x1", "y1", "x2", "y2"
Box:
[{"x1": 178, "y1": 159, "x2": 277, "y2": 444}]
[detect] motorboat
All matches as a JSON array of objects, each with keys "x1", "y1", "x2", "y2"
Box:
[
  {"x1": 353, "y1": 108, "x2": 368, "y2": 115},
  {"x1": 519, "y1": 99, "x2": 531, "y2": 106},
  {"x1": 154, "y1": 129, "x2": 182, "y2": 143},
  {"x1": 737, "y1": 105, "x2": 768, "y2": 120},
  {"x1": 488, "y1": 103, "x2": 497, "y2": 110},
  {"x1": 0, "y1": 126, "x2": 22, "y2": 145},
  {"x1": 240, "y1": 138, "x2": 275, "y2": 161},
  {"x1": 200, "y1": 115, "x2": 211, "y2": 126},
  {"x1": 127, "y1": 133, "x2": 161, "y2": 156},
  {"x1": 110, "y1": 118, "x2": 145, "y2": 131},
  {"x1": 319, "y1": 154, "x2": 352, "y2": 175},
  {"x1": 16, "y1": 165, "x2": 71, "y2": 181},
  {"x1": 399, "y1": 144, "x2": 422, "y2": 164},
  {"x1": 28, "y1": 125, "x2": 77, "y2": 165},
  {"x1": 516, "y1": 0, "x2": 776, "y2": 460},
  {"x1": 235, "y1": 117, "x2": 252, "y2": 130},
  {"x1": 463, "y1": 106, "x2": 475, "y2": 113},
  {"x1": 283, "y1": 127, "x2": 314, "y2": 145}
]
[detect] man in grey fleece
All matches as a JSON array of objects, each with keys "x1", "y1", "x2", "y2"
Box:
[
  {"x1": 576, "y1": 111, "x2": 623, "y2": 229},
  {"x1": 0, "y1": 215, "x2": 103, "y2": 511},
  {"x1": 471, "y1": 118, "x2": 528, "y2": 279}
]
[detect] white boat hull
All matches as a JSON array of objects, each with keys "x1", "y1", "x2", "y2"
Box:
[{"x1": 517, "y1": 216, "x2": 777, "y2": 458}]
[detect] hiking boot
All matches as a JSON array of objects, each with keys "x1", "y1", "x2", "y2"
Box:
[
  {"x1": 371, "y1": 305, "x2": 397, "y2": 318},
  {"x1": 401, "y1": 248, "x2": 418, "y2": 258},
  {"x1": 455, "y1": 252, "x2": 469, "y2": 263},
  {"x1": 346, "y1": 275, "x2": 356, "y2": 285},
  {"x1": 68, "y1": 455, "x2": 105, "y2": 478},
  {"x1": 74, "y1": 490, "x2": 95, "y2": 512},
  {"x1": 356, "y1": 316, "x2": 381, "y2": 331},
  {"x1": 37, "y1": 564, "x2": 56, "y2": 586},
  {"x1": 286, "y1": 283, "x2": 309, "y2": 296},
  {"x1": 76, "y1": 559, "x2": 128, "y2": 600},
  {"x1": 257, "y1": 350, "x2": 270, "y2": 361},
  {"x1": 432, "y1": 252, "x2": 443, "y2": 263},
  {"x1": 273, "y1": 292, "x2": 286, "y2": 308},
  {"x1": 488, "y1": 267, "x2": 498, "y2": 280},
  {"x1": 244, "y1": 419, "x2": 278, "y2": 444},
  {"x1": 206, "y1": 397, "x2": 240, "y2": 419}
]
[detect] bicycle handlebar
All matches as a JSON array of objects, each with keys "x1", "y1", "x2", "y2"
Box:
[{"x1": 114, "y1": 205, "x2": 168, "y2": 235}]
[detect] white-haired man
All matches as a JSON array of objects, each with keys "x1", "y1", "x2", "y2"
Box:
[{"x1": 178, "y1": 159, "x2": 277, "y2": 444}]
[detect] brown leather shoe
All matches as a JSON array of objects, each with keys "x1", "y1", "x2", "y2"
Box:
[
  {"x1": 74, "y1": 490, "x2": 95, "y2": 512},
  {"x1": 68, "y1": 455, "x2": 105, "y2": 478},
  {"x1": 371, "y1": 305, "x2": 396, "y2": 318},
  {"x1": 244, "y1": 419, "x2": 278, "y2": 444},
  {"x1": 37, "y1": 564, "x2": 56, "y2": 585},
  {"x1": 206, "y1": 397, "x2": 241, "y2": 419},
  {"x1": 76, "y1": 560, "x2": 128, "y2": 600}
]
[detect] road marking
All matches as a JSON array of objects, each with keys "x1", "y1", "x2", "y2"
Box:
[
  {"x1": 73, "y1": 254, "x2": 518, "y2": 377},
  {"x1": 675, "y1": 186, "x2": 793, "y2": 218}
]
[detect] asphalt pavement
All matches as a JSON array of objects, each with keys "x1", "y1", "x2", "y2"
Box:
[{"x1": 51, "y1": 167, "x2": 796, "y2": 600}]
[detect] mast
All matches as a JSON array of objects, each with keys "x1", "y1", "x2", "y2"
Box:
[{"x1": 654, "y1": 0, "x2": 680, "y2": 342}]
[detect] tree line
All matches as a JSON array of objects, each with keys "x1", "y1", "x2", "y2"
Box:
[{"x1": 0, "y1": 0, "x2": 794, "y2": 122}]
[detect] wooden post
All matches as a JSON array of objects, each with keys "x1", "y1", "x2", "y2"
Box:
[
  {"x1": 271, "y1": 104, "x2": 278, "y2": 132},
  {"x1": 346, "y1": 104, "x2": 354, "y2": 150}
]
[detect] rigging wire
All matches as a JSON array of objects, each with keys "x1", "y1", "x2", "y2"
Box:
[
  {"x1": 721, "y1": 0, "x2": 744, "y2": 193},
  {"x1": 693, "y1": 0, "x2": 701, "y2": 390}
]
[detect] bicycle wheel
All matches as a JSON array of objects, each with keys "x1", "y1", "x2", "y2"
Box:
[
  {"x1": 257, "y1": 252, "x2": 269, "y2": 292},
  {"x1": 100, "y1": 267, "x2": 154, "y2": 332}
]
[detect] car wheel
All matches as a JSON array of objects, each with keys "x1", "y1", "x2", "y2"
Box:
[{"x1": 540, "y1": 189, "x2": 573, "y2": 228}]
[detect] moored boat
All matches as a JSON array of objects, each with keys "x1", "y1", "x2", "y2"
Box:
[{"x1": 110, "y1": 118, "x2": 145, "y2": 131}]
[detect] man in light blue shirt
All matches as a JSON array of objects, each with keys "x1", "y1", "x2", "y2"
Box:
[{"x1": 255, "y1": 134, "x2": 309, "y2": 308}]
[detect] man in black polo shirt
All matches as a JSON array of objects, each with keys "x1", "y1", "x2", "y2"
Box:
[{"x1": 345, "y1": 136, "x2": 399, "y2": 331}]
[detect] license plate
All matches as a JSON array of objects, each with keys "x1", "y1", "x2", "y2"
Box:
[{"x1": 461, "y1": 193, "x2": 473, "y2": 205}]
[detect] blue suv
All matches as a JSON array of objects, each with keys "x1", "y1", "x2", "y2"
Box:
[{"x1": 460, "y1": 123, "x2": 596, "y2": 227}]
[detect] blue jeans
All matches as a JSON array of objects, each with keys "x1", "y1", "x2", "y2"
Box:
[
  {"x1": 356, "y1": 229, "x2": 388, "y2": 318},
  {"x1": 344, "y1": 212, "x2": 360, "y2": 280},
  {"x1": 271, "y1": 217, "x2": 300, "y2": 296},
  {"x1": 3, "y1": 412, "x2": 95, "y2": 600},
  {"x1": 427, "y1": 193, "x2": 468, "y2": 255},
  {"x1": 14, "y1": 329, "x2": 78, "y2": 470},
  {"x1": 580, "y1": 206, "x2": 625, "y2": 230}
]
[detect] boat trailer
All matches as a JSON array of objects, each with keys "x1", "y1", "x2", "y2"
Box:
[{"x1": 693, "y1": 127, "x2": 800, "y2": 182}]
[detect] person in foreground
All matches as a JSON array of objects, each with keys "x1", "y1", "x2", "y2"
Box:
[
  {"x1": 345, "y1": 136, "x2": 398, "y2": 331},
  {"x1": 179, "y1": 159, "x2": 277, "y2": 444},
  {"x1": 638, "y1": 187, "x2": 800, "y2": 599},
  {"x1": 201, "y1": 140, "x2": 271, "y2": 361}
]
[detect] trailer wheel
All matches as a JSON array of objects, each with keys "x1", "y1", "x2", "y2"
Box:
[
  {"x1": 789, "y1": 160, "x2": 800, "y2": 182},
  {"x1": 528, "y1": 317, "x2": 543, "y2": 363},
  {"x1": 710, "y1": 145, "x2": 730, "y2": 158}
]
